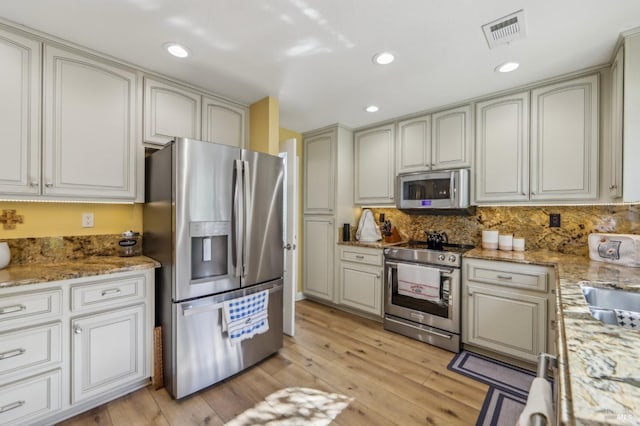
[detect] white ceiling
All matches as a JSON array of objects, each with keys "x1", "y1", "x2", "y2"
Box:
[{"x1": 1, "y1": 1, "x2": 640, "y2": 133}]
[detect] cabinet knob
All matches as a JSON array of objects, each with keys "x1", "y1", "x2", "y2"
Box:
[
  {"x1": 74, "y1": 326, "x2": 83, "y2": 334},
  {"x1": 609, "y1": 184, "x2": 617, "y2": 190},
  {"x1": 355, "y1": 255, "x2": 365, "y2": 260},
  {"x1": 496, "y1": 275, "x2": 513, "y2": 280},
  {"x1": 29, "y1": 181, "x2": 39, "y2": 187},
  {"x1": 45, "y1": 182, "x2": 53, "y2": 188}
]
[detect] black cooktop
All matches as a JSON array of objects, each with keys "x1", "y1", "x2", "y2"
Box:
[{"x1": 401, "y1": 240, "x2": 475, "y2": 253}]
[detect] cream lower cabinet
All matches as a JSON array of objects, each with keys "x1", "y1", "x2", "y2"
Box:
[
  {"x1": 0, "y1": 269, "x2": 154, "y2": 425},
  {"x1": 338, "y1": 246, "x2": 383, "y2": 317},
  {"x1": 462, "y1": 258, "x2": 555, "y2": 363},
  {"x1": 303, "y1": 216, "x2": 335, "y2": 302}
]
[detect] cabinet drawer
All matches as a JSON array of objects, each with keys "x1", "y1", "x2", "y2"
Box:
[
  {"x1": 0, "y1": 322, "x2": 62, "y2": 378},
  {"x1": 70, "y1": 274, "x2": 146, "y2": 311},
  {"x1": 465, "y1": 259, "x2": 548, "y2": 292},
  {"x1": 0, "y1": 289, "x2": 62, "y2": 330},
  {"x1": 0, "y1": 369, "x2": 61, "y2": 425},
  {"x1": 340, "y1": 248, "x2": 383, "y2": 266}
]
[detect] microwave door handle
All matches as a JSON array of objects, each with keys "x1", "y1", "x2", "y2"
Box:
[
  {"x1": 233, "y1": 160, "x2": 243, "y2": 277},
  {"x1": 450, "y1": 173, "x2": 456, "y2": 205}
]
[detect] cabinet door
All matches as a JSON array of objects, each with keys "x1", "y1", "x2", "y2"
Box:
[
  {"x1": 43, "y1": 45, "x2": 136, "y2": 199},
  {"x1": 71, "y1": 304, "x2": 145, "y2": 403},
  {"x1": 202, "y1": 96, "x2": 247, "y2": 147},
  {"x1": 339, "y1": 262, "x2": 382, "y2": 316},
  {"x1": 530, "y1": 75, "x2": 599, "y2": 200},
  {"x1": 354, "y1": 124, "x2": 395, "y2": 204},
  {"x1": 143, "y1": 77, "x2": 201, "y2": 145},
  {"x1": 610, "y1": 47, "x2": 624, "y2": 199},
  {"x1": 0, "y1": 28, "x2": 41, "y2": 195},
  {"x1": 303, "y1": 131, "x2": 335, "y2": 214},
  {"x1": 432, "y1": 105, "x2": 471, "y2": 170},
  {"x1": 466, "y1": 283, "x2": 547, "y2": 363},
  {"x1": 396, "y1": 115, "x2": 431, "y2": 174},
  {"x1": 475, "y1": 93, "x2": 530, "y2": 203},
  {"x1": 302, "y1": 217, "x2": 334, "y2": 301}
]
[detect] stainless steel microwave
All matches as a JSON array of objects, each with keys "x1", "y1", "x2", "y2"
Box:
[{"x1": 397, "y1": 169, "x2": 470, "y2": 211}]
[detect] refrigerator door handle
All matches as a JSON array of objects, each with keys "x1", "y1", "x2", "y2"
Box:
[
  {"x1": 241, "y1": 160, "x2": 251, "y2": 278},
  {"x1": 233, "y1": 159, "x2": 244, "y2": 278}
]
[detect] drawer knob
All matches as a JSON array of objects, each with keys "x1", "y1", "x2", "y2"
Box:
[
  {"x1": 0, "y1": 400, "x2": 25, "y2": 414},
  {"x1": 355, "y1": 255, "x2": 365, "y2": 260},
  {"x1": 496, "y1": 275, "x2": 513, "y2": 280},
  {"x1": 0, "y1": 304, "x2": 26, "y2": 315},
  {"x1": 0, "y1": 348, "x2": 25, "y2": 360},
  {"x1": 74, "y1": 326, "x2": 83, "y2": 334},
  {"x1": 101, "y1": 288, "x2": 122, "y2": 297}
]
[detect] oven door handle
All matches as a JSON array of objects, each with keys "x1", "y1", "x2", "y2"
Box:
[{"x1": 385, "y1": 261, "x2": 454, "y2": 277}]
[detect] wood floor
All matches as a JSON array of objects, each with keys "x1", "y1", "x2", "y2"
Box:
[{"x1": 58, "y1": 300, "x2": 488, "y2": 425}]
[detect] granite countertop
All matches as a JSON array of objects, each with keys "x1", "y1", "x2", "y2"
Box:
[
  {"x1": 465, "y1": 248, "x2": 640, "y2": 425},
  {"x1": 0, "y1": 256, "x2": 160, "y2": 288},
  {"x1": 337, "y1": 240, "x2": 407, "y2": 249}
]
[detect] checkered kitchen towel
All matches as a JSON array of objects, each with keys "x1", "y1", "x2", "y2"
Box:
[
  {"x1": 222, "y1": 290, "x2": 270, "y2": 344},
  {"x1": 615, "y1": 309, "x2": 639, "y2": 330}
]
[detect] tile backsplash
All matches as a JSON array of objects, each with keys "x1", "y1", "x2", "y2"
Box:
[{"x1": 369, "y1": 205, "x2": 640, "y2": 256}]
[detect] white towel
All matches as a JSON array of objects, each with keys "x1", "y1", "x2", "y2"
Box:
[
  {"x1": 397, "y1": 263, "x2": 441, "y2": 302},
  {"x1": 588, "y1": 233, "x2": 640, "y2": 267},
  {"x1": 355, "y1": 209, "x2": 382, "y2": 242},
  {"x1": 517, "y1": 377, "x2": 555, "y2": 426},
  {"x1": 615, "y1": 308, "x2": 640, "y2": 329},
  {"x1": 222, "y1": 290, "x2": 270, "y2": 344}
]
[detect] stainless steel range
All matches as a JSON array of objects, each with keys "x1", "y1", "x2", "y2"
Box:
[{"x1": 383, "y1": 241, "x2": 473, "y2": 353}]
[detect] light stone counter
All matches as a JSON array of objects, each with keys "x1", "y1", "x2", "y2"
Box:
[
  {"x1": 465, "y1": 248, "x2": 640, "y2": 425},
  {"x1": 337, "y1": 240, "x2": 407, "y2": 249},
  {"x1": 0, "y1": 255, "x2": 160, "y2": 288}
]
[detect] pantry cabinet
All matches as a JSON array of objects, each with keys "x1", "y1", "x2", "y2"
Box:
[
  {"x1": 43, "y1": 45, "x2": 137, "y2": 199},
  {"x1": 462, "y1": 258, "x2": 556, "y2": 363},
  {"x1": 0, "y1": 28, "x2": 41, "y2": 196},
  {"x1": 143, "y1": 77, "x2": 201, "y2": 145},
  {"x1": 0, "y1": 269, "x2": 154, "y2": 425},
  {"x1": 431, "y1": 105, "x2": 472, "y2": 170},
  {"x1": 530, "y1": 74, "x2": 599, "y2": 200},
  {"x1": 303, "y1": 216, "x2": 335, "y2": 301},
  {"x1": 475, "y1": 92, "x2": 530, "y2": 203},
  {"x1": 338, "y1": 246, "x2": 383, "y2": 317},
  {"x1": 202, "y1": 96, "x2": 247, "y2": 147},
  {"x1": 354, "y1": 124, "x2": 395, "y2": 205}
]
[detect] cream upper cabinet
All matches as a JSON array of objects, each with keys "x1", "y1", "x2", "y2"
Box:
[
  {"x1": 396, "y1": 115, "x2": 431, "y2": 174},
  {"x1": 303, "y1": 130, "x2": 335, "y2": 214},
  {"x1": 43, "y1": 45, "x2": 137, "y2": 199},
  {"x1": 475, "y1": 92, "x2": 530, "y2": 203},
  {"x1": 431, "y1": 105, "x2": 472, "y2": 170},
  {"x1": 0, "y1": 28, "x2": 41, "y2": 195},
  {"x1": 354, "y1": 124, "x2": 395, "y2": 205},
  {"x1": 530, "y1": 74, "x2": 599, "y2": 200},
  {"x1": 202, "y1": 96, "x2": 247, "y2": 148},
  {"x1": 143, "y1": 77, "x2": 201, "y2": 145},
  {"x1": 610, "y1": 46, "x2": 624, "y2": 199}
]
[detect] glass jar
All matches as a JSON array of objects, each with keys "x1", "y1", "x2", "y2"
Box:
[{"x1": 118, "y1": 230, "x2": 141, "y2": 257}]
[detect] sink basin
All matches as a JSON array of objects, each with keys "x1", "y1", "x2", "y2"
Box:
[{"x1": 580, "y1": 284, "x2": 640, "y2": 325}]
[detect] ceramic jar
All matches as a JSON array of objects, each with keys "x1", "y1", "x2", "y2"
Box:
[{"x1": 0, "y1": 242, "x2": 10, "y2": 269}]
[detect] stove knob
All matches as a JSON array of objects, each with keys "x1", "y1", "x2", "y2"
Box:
[
  {"x1": 449, "y1": 255, "x2": 457, "y2": 263},
  {"x1": 438, "y1": 254, "x2": 445, "y2": 261}
]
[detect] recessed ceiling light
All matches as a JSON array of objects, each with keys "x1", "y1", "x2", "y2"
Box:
[
  {"x1": 365, "y1": 105, "x2": 379, "y2": 113},
  {"x1": 373, "y1": 52, "x2": 394, "y2": 65},
  {"x1": 496, "y1": 62, "x2": 519, "y2": 73},
  {"x1": 164, "y1": 43, "x2": 190, "y2": 58}
]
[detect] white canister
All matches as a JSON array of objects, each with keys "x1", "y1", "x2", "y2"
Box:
[
  {"x1": 498, "y1": 234, "x2": 513, "y2": 251},
  {"x1": 0, "y1": 242, "x2": 10, "y2": 269},
  {"x1": 513, "y1": 237, "x2": 525, "y2": 252},
  {"x1": 482, "y1": 230, "x2": 499, "y2": 249}
]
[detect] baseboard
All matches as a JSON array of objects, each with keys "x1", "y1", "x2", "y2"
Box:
[{"x1": 295, "y1": 291, "x2": 306, "y2": 301}]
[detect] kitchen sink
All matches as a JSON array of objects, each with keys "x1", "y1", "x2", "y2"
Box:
[{"x1": 580, "y1": 283, "x2": 640, "y2": 326}]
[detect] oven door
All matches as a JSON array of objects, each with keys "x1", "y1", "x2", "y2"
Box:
[{"x1": 384, "y1": 260, "x2": 460, "y2": 333}]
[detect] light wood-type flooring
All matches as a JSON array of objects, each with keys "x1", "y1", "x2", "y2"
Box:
[{"x1": 59, "y1": 300, "x2": 488, "y2": 425}]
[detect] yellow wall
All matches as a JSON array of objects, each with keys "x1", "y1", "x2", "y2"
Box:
[
  {"x1": 249, "y1": 96, "x2": 280, "y2": 155},
  {"x1": 0, "y1": 202, "x2": 142, "y2": 239},
  {"x1": 279, "y1": 128, "x2": 304, "y2": 294}
]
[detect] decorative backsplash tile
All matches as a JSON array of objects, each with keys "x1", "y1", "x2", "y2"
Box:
[
  {"x1": 369, "y1": 205, "x2": 640, "y2": 256},
  {"x1": 0, "y1": 235, "x2": 125, "y2": 265}
]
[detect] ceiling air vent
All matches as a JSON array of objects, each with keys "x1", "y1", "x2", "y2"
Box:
[{"x1": 482, "y1": 9, "x2": 526, "y2": 49}]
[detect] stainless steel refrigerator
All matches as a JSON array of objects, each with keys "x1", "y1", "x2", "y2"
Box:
[{"x1": 143, "y1": 137, "x2": 284, "y2": 399}]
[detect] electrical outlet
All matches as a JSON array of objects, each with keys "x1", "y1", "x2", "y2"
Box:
[
  {"x1": 549, "y1": 213, "x2": 561, "y2": 228},
  {"x1": 82, "y1": 212, "x2": 94, "y2": 228}
]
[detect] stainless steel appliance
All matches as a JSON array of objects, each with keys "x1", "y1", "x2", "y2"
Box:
[
  {"x1": 383, "y1": 241, "x2": 473, "y2": 353},
  {"x1": 144, "y1": 137, "x2": 284, "y2": 399},
  {"x1": 396, "y1": 169, "x2": 471, "y2": 212}
]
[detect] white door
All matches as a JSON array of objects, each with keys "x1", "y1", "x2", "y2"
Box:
[{"x1": 279, "y1": 139, "x2": 298, "y2": 336}]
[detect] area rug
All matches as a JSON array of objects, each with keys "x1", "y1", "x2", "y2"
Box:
[
  {"x1": 448, "y1": 351, "x2": 539, "y2": 426},
  {"x1": 225, "y1": 387, "x2": 353, "y2": 426}
]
